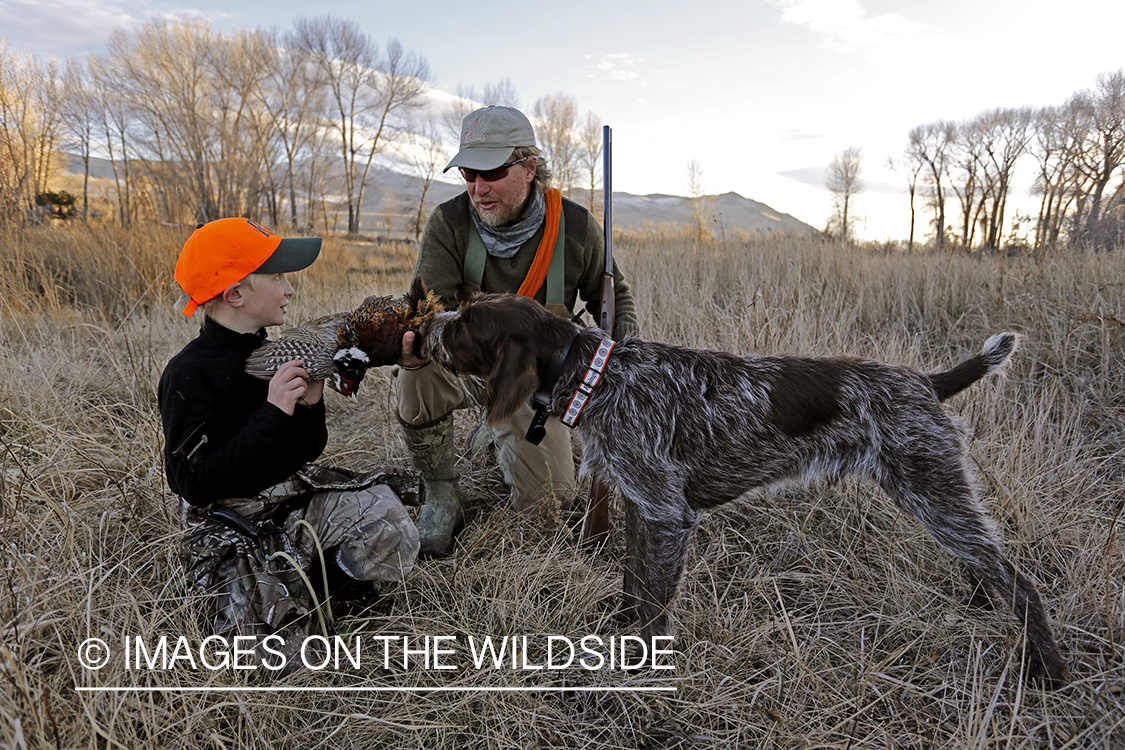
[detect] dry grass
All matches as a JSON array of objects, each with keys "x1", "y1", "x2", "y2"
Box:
[{"x1": 1, "y1": 225, "x2": 1123, "y2": 748}]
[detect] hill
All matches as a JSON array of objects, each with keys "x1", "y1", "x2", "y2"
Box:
[
  {"x1": 364, "y1": 178, "x2": 818, "y2": 238},
  {"x1": 63, "y1": 155, "x2": 817, "y2": 237}
]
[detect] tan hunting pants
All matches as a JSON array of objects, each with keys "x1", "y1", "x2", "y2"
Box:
[{"x1": 392, "y1": 361, "x2": 576, "y2": 515}]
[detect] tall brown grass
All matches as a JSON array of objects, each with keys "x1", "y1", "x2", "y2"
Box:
[{"x1": 1, "y1": 225, "x2": 1122, "y2": 748}]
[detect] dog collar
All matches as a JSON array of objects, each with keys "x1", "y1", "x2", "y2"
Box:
[
  {"x1": 525, "y1": 330, "x2": 578, "y2": 445},
  {"x1": 561, "y1": 337, "x2": 616, "y2": 429}
]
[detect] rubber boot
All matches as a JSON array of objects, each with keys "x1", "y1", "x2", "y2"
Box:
[{"x1": 400, "y1": 416, "x2": 464, "y2": 558}]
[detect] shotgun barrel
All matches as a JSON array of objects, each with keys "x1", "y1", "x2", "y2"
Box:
[{"x1": 581, "y1": 125, "x2": 615, "y2": 548}]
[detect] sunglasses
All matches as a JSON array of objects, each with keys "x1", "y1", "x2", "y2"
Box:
[{"x1": 459, "y1": 155, "x2": 531, "y2": 183}]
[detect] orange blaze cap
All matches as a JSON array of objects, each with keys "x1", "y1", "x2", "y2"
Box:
[{"x1": 174, "y1": 218, "x2": 322, "y2": 316}]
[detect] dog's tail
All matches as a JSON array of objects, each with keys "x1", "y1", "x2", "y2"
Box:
[{"x1": 928, "y1": 332, "x2": 1019, "y2": 402}]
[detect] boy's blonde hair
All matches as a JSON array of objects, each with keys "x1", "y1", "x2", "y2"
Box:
[
  {"x1": 196, "y1": 274, "x2": 257, "y2": 320},
  {"x1": 174, "y1": 218, "x2": 321, "y2": 317}
]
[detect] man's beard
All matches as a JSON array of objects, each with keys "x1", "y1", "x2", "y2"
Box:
[
  {"x1": 473, "y1": 187, "x2": 530, "y2": 228},
  {"x1": 473, "y1": 202, "x2": 515, "y2": 228}
]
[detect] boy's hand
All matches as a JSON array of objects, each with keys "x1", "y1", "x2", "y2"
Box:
[
  {"x1": 398, "y1": 331, "x2": 429, "y2": 368},
  {"x1": 304, "y1": 378, "x2": 325, "y2": 405},
  {"x1": 268, "y1": 359, "x2": 313, "y2": 415}
]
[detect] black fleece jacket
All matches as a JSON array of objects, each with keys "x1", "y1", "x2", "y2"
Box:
[{"x1": 158, "y1": 318, "x2": 328, "y2": 506}]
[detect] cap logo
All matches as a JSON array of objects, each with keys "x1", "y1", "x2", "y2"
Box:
[
  {"x1": 245, "y1": 219, "x2": 272, "y2": 237},
  {"x1": 462, "y1": 116, "x2": 488, "y2": 144}
]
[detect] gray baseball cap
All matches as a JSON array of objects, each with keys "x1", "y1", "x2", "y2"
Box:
[{"x1": 443, "y1": 106, "x2": 537, "y2": 173}]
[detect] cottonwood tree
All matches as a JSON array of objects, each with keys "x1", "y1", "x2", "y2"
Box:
[
  {"x1": 292, "y1": 16, "x2": 379, "y2": 234},
  {"x1": 268, "y1": 35, "x2": 328, "y2": 230},
  {"x1": 86, "y1": 51, "x2": 138, "y2": 224},
  {"x1": 685, "y1": 159, "x2": 715, "y2": 245},
  {"x1": 826, "y1": 146, "x2": 862, "y2": 241},
  {"x1": 209, "y1": 28, "x2": 280, "y2": 221},
  {"x1": 1031, "y1": 102, "x2": 1087, "y2": 250},
  {"x1": 978, "y1": 107, "x2": 1033, "y2": 250},
  {"x1": 105, "y1": 18, "x2": 229, "y2": 223},
  {"x1": 0, "y1": 41, "x2": 64, "y2": 221},
  {"x1": 444, "y1": 79, "x2": 520, "y2": 144},
  {"x1": 293, "y1": 16, "x2": 430, "y2": 235},
  {"x1": 403, "y1": 115, "x2": 446, "y2": 240},
  {"x1": 577, "y1": 111, "x2": 603, "y2": 215},
  {"x1": 950, "y1": 118, "x2": 983, "y2": 248},
  {"x1": 949, "y1": 108, "x2": 1032, "y2": 250},
  {"x1": 533, "y1": 93, "x2": 578, "y2": 195},
  {"x1": 357, "y1": 38, "x2": 431, "y2": 233},
  {"x1": 60, "y1": 58, "x2": 95, "y2": 222},
  {"x1": 908, "y1": 121, "x2": 956, "y2": 250},
  {"x1": 887, "y1": 152, "x2": 924, "y2": 252},
  {"x1": 1072, "y1": 69, "x2": 1125, "y2": 247}
]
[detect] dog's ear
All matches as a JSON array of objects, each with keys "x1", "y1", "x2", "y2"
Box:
[
  {"x1": 455, "y1": 283, "x2": 479, "y2": 306},
  {"x1": 457, "y1": 289, "x2": 487, "y2": 312},
  {"x1": 483, "y1": 341, "x2": 540, "y2": 427},
  {"x1": 406, "y1": 277, "x2": 426, "y2": 306}
]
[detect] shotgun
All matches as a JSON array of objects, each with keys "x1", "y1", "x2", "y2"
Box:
[{"x1": 580, "y1": 125, "x2": 615, "y2": 548}]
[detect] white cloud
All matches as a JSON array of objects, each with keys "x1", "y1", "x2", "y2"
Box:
[
  {"x1": 588, "y1": 52, "x2": 643, "y2": 82},
  {"x1": 773, "y1": 0, "x2": 931, "y2": 51},
  {"x1": 0, "y1": 0, "x2": 142, "y2": 55},
  {"x1": 0, "y1": 1, "x2": 245, "y2": 56}
]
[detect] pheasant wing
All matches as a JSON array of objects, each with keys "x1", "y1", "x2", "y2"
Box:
[{"x1": 244, "y1": 312, "x2": 349, "y2": 389}]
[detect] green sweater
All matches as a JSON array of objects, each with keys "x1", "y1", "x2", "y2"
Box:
[{"x1": 413, "y1": 191, "x2": 639, "y2": 339}]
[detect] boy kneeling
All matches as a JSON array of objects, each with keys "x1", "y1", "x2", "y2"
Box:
[{"x1": 159, "y1": 218, "x2": 419, "y2": 673}]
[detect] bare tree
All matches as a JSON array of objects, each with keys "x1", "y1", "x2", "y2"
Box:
[
  {"x1": 977, "y1": 107, "x2": 1033, "y2": 251},
  {"x1": 826, "y1": 146, "x2": 863, "y2": 241},
  {"x1": 1072, "y1": 69, "x2": 1125, "y2": 247},
  {"x1": 950, "y1": 117, "x2": 985, "y2": 248},
  {"x1": 685, "y1": 159, "x2": 715, "y2": 245},
  {"x1": 482, "y1": 79, "x2": 520, "y2": 109},
  {"x1": 887, "y1": 152, "x2": 924, "y2": 252},
  {"x1": 292, "y1": 17, "x2": 430, "y2": 235},
  {"x1": 267, "y1": 36, "x2": 327, "y2": 230},
  {"x1": 208, "y1": 27, "x2": 279, "y2": 221},
  {"x1": 291, "y1": 16, "x2": 379, "y2": 235},
  {"x1": 86, "y1": 50, "x2": 138, "y2": 224},
  {"x1": 61, "y1": 58, "x2": 95, "y2": 221},
  {"x1": 445, "y1": 79, "x2": 520, "y2": 143},
  {"x1": 577, "y1": 111, "x2": 603, "y2": 215},
  {"x1": 105, "y1": 18, "x2": 226, "y2": 223},
  {"x1": 0, "y1": 41, "x2": 64, "y2": 221},
  {"x1": 354, "y1": 38, "x2": 431, "y2": 236},
  {"x1": 532, "y1": 93, "x2": 578, "y2": 195},
  {"x1": 908, "y1": 121, "x2": 956, "y2": 250},
  {"x1": 1031, "y1": 102, "x2": 1086, "y2": 250},
  {"x1": 444, "y1": 84, "x2": 479, "y2": 144},
  {"x1": 403, "y1": 115, "x2": 446, "y2": 240}
]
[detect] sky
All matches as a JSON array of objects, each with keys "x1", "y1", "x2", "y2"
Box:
[{"x1": 3, "y1": 0, "x2": 1124, "y2": 241}]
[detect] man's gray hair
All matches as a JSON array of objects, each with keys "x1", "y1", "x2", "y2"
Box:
[{"x1": 512, "y1": 146, "x2": 552, "y2": 193}]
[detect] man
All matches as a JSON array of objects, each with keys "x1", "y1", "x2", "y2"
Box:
[{"x1": 395, "y1": 105, "x2": 638, "y2": 557}]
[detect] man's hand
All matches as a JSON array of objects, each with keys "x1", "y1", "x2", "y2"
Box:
[
  {"x1": 268, "y1": 359, "x2": 313, "y2": 415},
  {"x1": 398, "y1": 331, "x2": 429, "y2": 368}
]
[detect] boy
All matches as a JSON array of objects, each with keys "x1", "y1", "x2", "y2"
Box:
[{"x1": 159, "y1": 218, "x2": 419, "y2": 673}]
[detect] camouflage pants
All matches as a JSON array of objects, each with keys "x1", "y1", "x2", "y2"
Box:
[{"x1": 180, "y1": 466, "x2": 420, "y2": 670}]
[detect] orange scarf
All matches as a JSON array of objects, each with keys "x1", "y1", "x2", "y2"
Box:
[{"x1": 516, "y1": 188, "x2": 562, "y2": 298}]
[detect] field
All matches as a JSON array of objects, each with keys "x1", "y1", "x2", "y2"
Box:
[{"x1": 1, "y1": 224, "x2": 1123, "y2": 748}]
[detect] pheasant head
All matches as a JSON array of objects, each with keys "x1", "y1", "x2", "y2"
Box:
[{"x1": 346, "y1": 278, "x2": 444, "y2": 365}]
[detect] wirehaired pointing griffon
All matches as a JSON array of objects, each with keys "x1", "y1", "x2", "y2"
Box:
[{"x1": 422, "y1": 292, "x2": 1066, "y2": 687}]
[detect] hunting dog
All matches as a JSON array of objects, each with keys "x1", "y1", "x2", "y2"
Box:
[{"x1": 421, "y1": 292, "x2": 1066, "y2": 686}]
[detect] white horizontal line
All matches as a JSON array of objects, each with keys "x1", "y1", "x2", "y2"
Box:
[{"x1": 76, "y1": 686, "x2": 677, "y2": 693}]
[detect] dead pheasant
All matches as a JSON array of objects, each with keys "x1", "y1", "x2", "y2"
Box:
[{"x1": 245, "y1": 279, "x2": 443, "y2": 395}]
